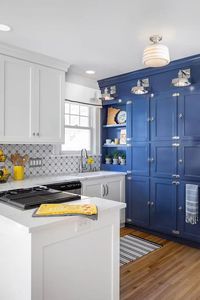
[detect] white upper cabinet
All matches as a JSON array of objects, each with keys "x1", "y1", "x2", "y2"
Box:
[
  {"x1": 0, "y1": 55, "x2": 34, "y2": 142},
  {"x1": 0, "y1": 43, "x2": 69, "y2": 144},
  {"x1": 34, "y1": 66, "x2": 64, "y2": 143}
]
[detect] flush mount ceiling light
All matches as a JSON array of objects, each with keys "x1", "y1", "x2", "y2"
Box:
[
  {"x1": 172, "y1": 69, "x2": 191, "y2": 87},
  {"x1": 85, "y1": 70, "x2": 95, "y2": 75},
  {"x1": 0, "y1": 24, "x2": 11, "y2": 32},
  {"x1": 131, "y1": 78, "x2": 149, "y2": 95},
  {"x1": 143, "y1": 35, "x2": 170, "y2": 67}
]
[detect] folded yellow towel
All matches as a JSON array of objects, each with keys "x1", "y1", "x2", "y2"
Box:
[{"x1": 33, "y1": 203, "x2": 98, "y2": 217}]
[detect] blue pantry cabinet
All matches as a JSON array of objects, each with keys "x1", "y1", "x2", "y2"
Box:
[
  {"x1": 99, "y1": 54, "x2": 200, "y2": 244},
  {"x1": 151, "y1": 92, "x2": 178, "y2": 141}
]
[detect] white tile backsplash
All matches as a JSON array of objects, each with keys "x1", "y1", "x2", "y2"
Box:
[{"x1": 0, "y1": 144, "x2": 100, "y2": 177}]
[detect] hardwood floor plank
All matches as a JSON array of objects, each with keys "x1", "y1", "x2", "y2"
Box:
[{"x1": 120, "y1": 228, "x2": 200, "y2": 300}]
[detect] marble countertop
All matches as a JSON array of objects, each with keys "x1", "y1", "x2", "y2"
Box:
[
  {"x1": 0, "y1": 196, "x2": 126, "y2": 233},
  {"x1": 0, "y1": 171, "x2": 126, "y2": 192}
]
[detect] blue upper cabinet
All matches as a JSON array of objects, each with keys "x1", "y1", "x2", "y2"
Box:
[
  {"x1": 178, "y1": 142, "x2": 200, "y2": 181},
  {"x1": 178, "y1": 90, "x2": 200, "y2": 140},
  {"x1": 126, "y1": 176, "x2": 150, "y2": 227},
  {"x1": 132, "y1": 95, "x2": 150, "y2": 142},
  {"x1": 150, "y1": 178, "x2": 177, "y2": 234},
  {"x1": 132, "y1": 142, "x2": 149, "y2": 176},
  {"x1": 151, "y1": 92, "x2": 177, "y2": 141},
  {"x1": 151, "y1": 142, "x2": 177, "y2": 179}
]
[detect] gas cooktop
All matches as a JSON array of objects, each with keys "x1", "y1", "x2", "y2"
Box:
[{"x1": 0, "y1": 186, "x2": 81, "y2": 210}]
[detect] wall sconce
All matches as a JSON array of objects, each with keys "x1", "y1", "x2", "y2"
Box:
[
  {"x1": 172, "y1": 69, "x2": 191, "y2": 87},
  {"x1": 131, "y1": 78, "x2": 149, "y2": 95}
]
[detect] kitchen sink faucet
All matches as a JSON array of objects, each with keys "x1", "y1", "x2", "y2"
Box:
[{"x1": 79, "y1": 149, "x2": 88, "y2": 173}]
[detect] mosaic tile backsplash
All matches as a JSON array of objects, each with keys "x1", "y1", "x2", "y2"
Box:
[{"x1": 0, "y1": 144, "x2": 101, "y2": 177}]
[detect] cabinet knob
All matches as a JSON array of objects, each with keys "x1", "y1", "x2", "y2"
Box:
[
  {"x1": 36, "y1": 132, "x2": 40, "y2": 136},
  {"x1": 172, "y1": 181, "x2": 180, "y2": 185},
  {"x1": 179, "y1": 159, "x2": 183, "y2": 163},
  {"x1": 178, "y1": 206, "x2": 183, "y2": 211},
  {"x1": 33, "y1": 132, "x2": 35, "y2": 136},
  {"x1": 147, "y1": 201, "x2": 151, "y2": 206},
  {"x1": 150, "y1": 202, "x2": 154, "y2": 206},
  {"x1": 148, "y1": 158, "x2": 154, "y2": 163}
]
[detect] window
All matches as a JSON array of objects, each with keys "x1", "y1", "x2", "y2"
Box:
[{"x1": 60, "y1": 101, "x2": 99, "y2": 154}]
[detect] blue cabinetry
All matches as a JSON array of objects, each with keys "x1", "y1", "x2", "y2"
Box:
[
  {"x1": 150, "y1": 178, "x2": 177, "y2": 234},
  {"x1": 132, "y1": 96, "x2": 150, "y2": 142},
  {"x1": 178, "y1": 142, "x2": 200, "y2": 181},
  {"x1": 178, "y1": 181, "x2": 200, "y2": 242},
  {"x1": 132, "y1": 143, "x2": 149, "y2": 176},
  {"x1": 178, "y1": 90, "x2": 200, "y2": 140},
  {"x1": 99, "y1": 55, "x2": 200, "y2": 244},
  {"x1": 151, "y1": 142, "x2": 177, "y2": 178},
  {"x1": 151, "y1": 93, "x2": 177, "y2": 141},
  {"x1": 126, "y1": 176, "x2": 149, "y2": 227}
]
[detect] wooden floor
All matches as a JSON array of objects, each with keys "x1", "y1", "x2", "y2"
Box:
[{"x1": 120, "y1": 227, "x2": 200, "y2": 300}]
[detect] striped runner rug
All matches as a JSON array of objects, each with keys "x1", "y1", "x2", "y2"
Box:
[{"x1": 120, "y1": 234, "x2": 162, "y2": 266}]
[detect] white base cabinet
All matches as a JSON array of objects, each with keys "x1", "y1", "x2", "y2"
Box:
[{"x1": 81, "y1": 175, "x2": 125, "y2": 224}]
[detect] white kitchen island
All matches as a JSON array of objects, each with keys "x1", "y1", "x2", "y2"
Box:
[{"x1": 0, "y1": 196, "x2": 125, "y2": 300}]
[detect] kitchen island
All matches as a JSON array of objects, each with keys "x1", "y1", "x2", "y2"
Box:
[{"x1": 0, "y1": 196, "x2": 125, "y2": 300}]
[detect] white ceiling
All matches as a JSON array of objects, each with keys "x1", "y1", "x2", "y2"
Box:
[{"x1": 0, "y1": 0, "x2": 200, "y2": 80}]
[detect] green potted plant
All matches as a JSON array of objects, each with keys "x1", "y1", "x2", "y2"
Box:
[
  {"x1": 120, "y1": 153, "x2": 126, "y2": 165},
  {"x1": 105, "y1": 154, "x2": 112, "y2": 164},
  {"x1": 112, "y1": 151, "x2": 119, "y2": 165}
]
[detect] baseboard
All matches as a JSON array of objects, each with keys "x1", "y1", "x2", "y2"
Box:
[{"x1": 125, "y1": 223, "x2": 200, "y2": 249}]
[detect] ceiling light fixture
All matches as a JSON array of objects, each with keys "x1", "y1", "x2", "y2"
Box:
[
  {"x1": 143, "y1": 35, "x2": 170, "y2": 67},
  {"x1": 0, "y1": 24, "x2": 11, "y2": 32},
  {"x1": 172, "y1": 69, "x2": 191, "y2": 87},
  {"x1": 131, "y1": 78, "x2": 149, "y2": 95},
  {"x1": 85, "y1": 70, "x2": 95, "y2": 75}
]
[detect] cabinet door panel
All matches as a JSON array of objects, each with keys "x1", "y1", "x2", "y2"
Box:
[
  {"x1": 82, "y1": 180, "x2": 102, "y2": 198},
  {"x1": 132, "y1": 142, "x2": 149, "y2": 176},
  {"x1": 126, "y1": 176, "x2": 149, "y2": 227},
  {"x1": 178, "y1": 181, "x2": 200, "y2": 242},
  {"x1": 104, "y1": 177, "x2": 124, "y2": 202},
  {"x1": 151, "y1": 93, "x2": 177, "y2": 141},
  {"x1": 151, "y1": 142, "x2": 177, "y2": 178},
  {"x1": 179, "y1": 142, "x2": 200, "y2": 181},
  {"x1": 132, "y1": 96, "x2": 149, "y2": 141},
  {"x1": 0, "y1": 55, "x2": 34, "y2": 141},
  {"x1": 179, "y1": 92, "x2": 200, "y2": 140},
  {"x1": 150, "y1": 178, "x2": 177, "y2": 234},
  {"x1": 37, "y1": 66, "x2": 64, "y2": 143}
]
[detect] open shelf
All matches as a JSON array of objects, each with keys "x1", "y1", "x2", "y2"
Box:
[
  {"x1": 101, "y1": 163, "x2": 127, "y2": 172},
  {"x1": 103, "y1": 144, "x2": 127, "y2": 148},
  {"x1": 102, "y1": 123, "x2": 126, "y2": 128}
]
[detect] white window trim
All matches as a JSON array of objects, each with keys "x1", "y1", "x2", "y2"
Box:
[{"x1": 54, "y1": 102, "x2": 101, "y2": 156}]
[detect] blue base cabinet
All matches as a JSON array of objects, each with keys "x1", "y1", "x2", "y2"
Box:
[
  {"x1": 178, "y1": 181, "x2": 200, "y2": 243},
  {"x1": 150, "y1": 178, "x2": 177, "y2": 234},
  {"x1": 126, "y1": 176, "x2": 150, "y2": 227}
]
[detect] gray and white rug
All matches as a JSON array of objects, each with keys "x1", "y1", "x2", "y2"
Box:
[{"x1": 120, "y1": 234, "x2": 162, "y2": 266}]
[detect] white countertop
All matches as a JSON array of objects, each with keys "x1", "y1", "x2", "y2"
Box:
[
  {"x1": 0, "y1": 171, "x2": 126, "y2": 192},
  {"x1": 0, "y1": 196, "x2": 126, "y2": 233}
]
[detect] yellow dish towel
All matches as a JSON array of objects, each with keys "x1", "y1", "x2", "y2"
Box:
[{"x1": 34, "y1": 203, "x2": 98, "y2": 217}]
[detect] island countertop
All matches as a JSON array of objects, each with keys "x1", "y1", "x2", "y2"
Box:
[{"x1": 0, "y1": 196, "x2": 126, "y2": 233}]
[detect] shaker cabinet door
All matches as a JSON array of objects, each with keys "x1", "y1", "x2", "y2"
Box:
[
  {"x1": 151, "y1": 142, "x2": 177, "y2": 178},
  {"x1": 150, "y1": 178, "x2": 177, "y2": 234},
  {"x1": 35, "y1": 65, "x2": 64, "y2": 143},
  {"x1": 127, "y1": 176, "x2": 150, "y2": 227},
  {"x1": 178, "y1": 91, "x2": 200, "y2": 140},
  {"x1": 151, "y1": 93, "x2": 177, "y2": 141},
  {"x1": 132, "y1": 96, "x2": 150, "y2": 142},
  {"x1": 0, "y1": 55, "x2": 35, "y2": 142}
]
